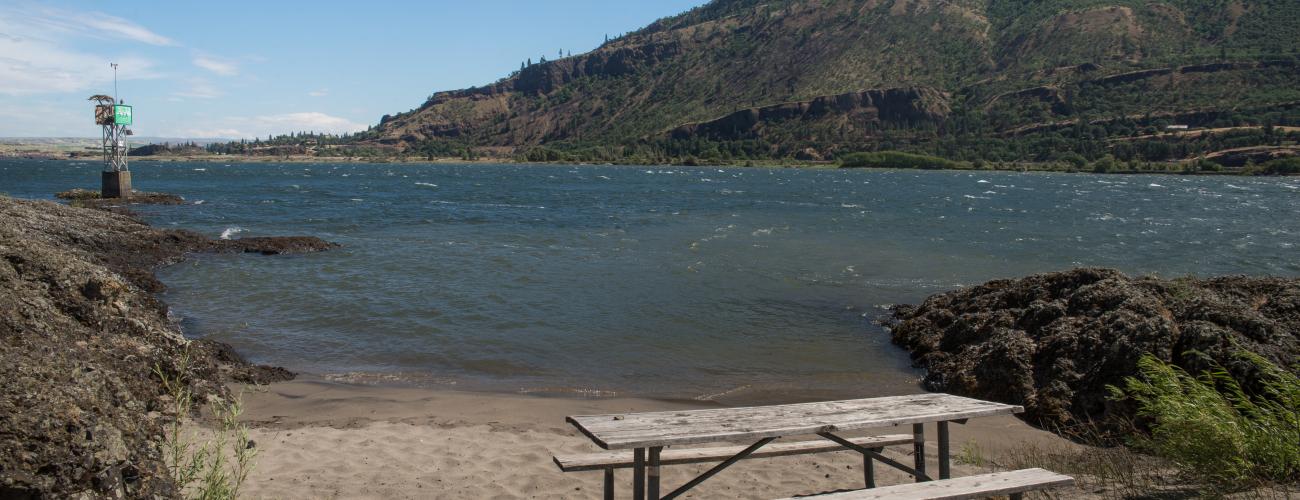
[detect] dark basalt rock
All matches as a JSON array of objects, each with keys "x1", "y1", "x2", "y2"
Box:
[
  {"x1": 670, "y1": 87, "x2": 950, "y2": 141},
  {"x1": 211, "y1": 236, "x2": 338, "y2": 255},
  {"x1": 884, "y1": 268, "x2": 1300, "y2": 435},
  {"x1": 0, "y1": 196, "x2": 332, "y2": 497},
  {"x1": 56, "y1": 188, "x2": 187, "y2": 209}
]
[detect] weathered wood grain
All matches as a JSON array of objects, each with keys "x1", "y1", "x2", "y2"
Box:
[
  {"x1": 776, "y1": 468, "x2": 1075, "y2": 499},
  {"x1": 568, "y1": 394, "x2": 1021, "y2": 450},
  {"x1": 554, "y1": 434, "x2": 913, "y2": 472}
]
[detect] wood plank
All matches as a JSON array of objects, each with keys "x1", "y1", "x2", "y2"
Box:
[
  {"x1": 776, "y1": 468, "x2": 1075, "y2": 500},
  {"x1": 555, "y1": 434, "x2": 913, "y2": 472},
  {"x1": 568, "y1": 394, "x2": 1021, "y2": 450}
]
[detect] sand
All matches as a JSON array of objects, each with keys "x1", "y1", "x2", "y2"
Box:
[{"x1": 198, "y1": 376, "x2": 1094, "y2": 499}]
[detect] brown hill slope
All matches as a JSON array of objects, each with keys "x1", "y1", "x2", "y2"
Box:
[{"x1": 356, "y1": 0, "x2": 1300, "y2": 163}]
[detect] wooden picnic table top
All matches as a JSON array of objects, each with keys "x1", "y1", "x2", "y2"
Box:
[{"x1": 567, "y1": 393, "x2": 1022, "y2": 450}]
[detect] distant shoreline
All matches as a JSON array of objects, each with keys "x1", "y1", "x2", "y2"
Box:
[{"x1": 34, "y1": 153, "x2": 1299, "y2": 176}]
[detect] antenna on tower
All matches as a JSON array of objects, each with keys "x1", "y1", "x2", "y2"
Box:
[{"x1": 90, "y1": 62, "x2": 133, "y2": 198}]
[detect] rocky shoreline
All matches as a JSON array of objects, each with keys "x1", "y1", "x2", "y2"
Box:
[
  {"x1": 0, "y1": 195, "x2": 334, "y2": 498},
  {"x1": 885, "y1": 268, "x2": 1300, "y2": 436}
]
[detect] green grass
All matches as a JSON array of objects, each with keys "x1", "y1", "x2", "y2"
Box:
[{"x1": 1110, "y1": 352, "x2": 1300, "y2": 490}]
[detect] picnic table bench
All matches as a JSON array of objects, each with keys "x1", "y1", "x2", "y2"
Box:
[{"x1": 556, "y1": 393, "x2": 1074, "y2": 499}]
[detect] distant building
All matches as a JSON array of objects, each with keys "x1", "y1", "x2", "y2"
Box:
[{"x1": 1166, "y1": 124, "x2": 1190, "y2": 130}]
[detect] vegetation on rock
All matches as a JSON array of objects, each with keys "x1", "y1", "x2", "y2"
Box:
[{"x1": 885, "y1": 268, "x2": 1299, "y2": 434}]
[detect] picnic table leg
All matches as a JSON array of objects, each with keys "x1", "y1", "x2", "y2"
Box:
[
  {"x1": 634, "y1": 448, "x2": 645, "y2": 500},
  {"x1": 938, "y1": 420, "x2": 951, "y2": 480},
  {"x1": 913, "y1": 423, "x2": 927, "y2": 482},
  {"x1": 604, "y1": 467, "x2": 615, "y2": 500},
  {"x1": 648, "y1": 446, "x2": 662, "y2": 499},
  {"x1": 863, "y1": 449, "x2": 876, "y2": 488}
]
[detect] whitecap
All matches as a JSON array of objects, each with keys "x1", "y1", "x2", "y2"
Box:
[
  {"x1": 415, "y1": 182, "x2": 438, "y2": 188},
  {"x1": 219, "y1": 227, "x2": 243, "y2": 240},
  {"x1": 192, "y1": 168, "x2": 206, "y2": 172},
  {"x1": 977, "y1": 179, "x2": 990, "y2": 184},
  {"x1": 1148, "y1": 183, "x2": 1164, "y2": 188},
  {"x1": 193, "y1": 200, "x2": 205, "y2": 205}
]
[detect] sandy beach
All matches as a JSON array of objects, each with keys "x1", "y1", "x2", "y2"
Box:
[{"x1": 212, "y1": 377, "x2": 1092, "y2": 499}]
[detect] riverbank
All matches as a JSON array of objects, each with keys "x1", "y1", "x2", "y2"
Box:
[
  {"x1": 218, "y1": 376, "x2": 1090, "y2": 499},
  {"x1": 53, "y1": 152, "x2": 1300, "y2": 176}
]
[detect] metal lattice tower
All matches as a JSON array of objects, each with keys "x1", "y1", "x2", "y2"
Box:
[
  {"x1": 101, "y1": 110, "x2": 129, "y2": 172},
  {"x1": 90, "y1": 63, "x2": 134, "y2": 198},
  {"x1": 90, "y1": 63, "x2": 131, "y2": 173}
]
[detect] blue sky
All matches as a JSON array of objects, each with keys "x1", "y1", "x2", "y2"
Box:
[{"x1": 0, "y1": 0, "x2": 706, "y2": 138}]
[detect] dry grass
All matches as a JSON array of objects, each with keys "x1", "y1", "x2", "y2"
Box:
[{"x1": 957, "y1": 428, "x2": 1298, "y2": 499}]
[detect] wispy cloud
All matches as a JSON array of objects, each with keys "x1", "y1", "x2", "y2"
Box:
[
  {"x1": 76, "y1": 14, "x2": 176, "y2": 46},
  {"x1": 251, "y1": 112, "x2": 366, "y2": 134},
  {"x1": 172, "y1": 78, "x2": 222, "y2": 99},
  {"x1": 0, "y1": 6, "x2": 167, "y2": 95},
  {"x1": 308, "y1": 88, "x2": 329, "y2": 97},
  {"x1": 2, "y1": 6, "x2": 175, "y2": 46},
  {"x1": 179, "y1": 112, "x2": 368, "y2": 139},
  {"x1": 193, "y1": 55, "x2": 238, "y2": 76}
]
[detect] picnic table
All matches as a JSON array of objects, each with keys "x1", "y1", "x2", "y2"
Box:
[{"x1": 564, "y1": 393, "x2": 1024, "y2": 499}]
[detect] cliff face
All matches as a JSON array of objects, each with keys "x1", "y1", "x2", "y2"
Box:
[
  {"x1": 0, "y1": 197, "x2": 329, "y2": 498},
  {"x1": 670, "y1": 87, "x2": 950, "y2": 141}
]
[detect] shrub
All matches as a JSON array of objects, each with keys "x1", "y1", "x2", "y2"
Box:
[
  {"x1": 1259, "y1": 157, "x2": 1300, "y2": 175},
  {"x1": 157, "y1": 348, "x2": 258, "y2": 500},
  {"x1": 1110, "y1": 352, "x2": 1299, "y2": 489},
  {"x1": 838, "y1": 151, "x2": 966, "y2": 170},
  {"x1": 523, "y1": 147, "x2": 568, "y2": 162}
]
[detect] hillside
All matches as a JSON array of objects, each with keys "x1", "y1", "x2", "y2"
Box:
[{"x1": 359, "y1": 0, "x2": 1300, "y2": 165}]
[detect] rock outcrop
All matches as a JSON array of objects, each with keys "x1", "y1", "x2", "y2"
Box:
[
  {"x1": 0, "y1": 196, "x2": 331, "y2": 498},
  {"x1": 885, "y1": 268, "x2": 1299, "y2": 434},
  {"x1": 670, "y1": 87, "x2": 950, "y2": 141}
]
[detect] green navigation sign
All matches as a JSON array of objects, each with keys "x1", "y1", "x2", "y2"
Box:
[{"x1": 113, "y1": 105, "x2": 133, "y2": 125}]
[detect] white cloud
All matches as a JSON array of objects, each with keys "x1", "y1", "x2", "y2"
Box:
[
  {"x1": 308, "y1": 88, "x2": 329, "y2": 97},
  {"x1": 0, "y1": 7, "x2": 165, "y2": 95},
  {"x1": 251, "y1": 112, "x2": 366, "y2": 134},
  {"x1": 178, "y1": 112, "x2": 367, "y2": 139},
  {"x1": 2, "y1": 6, "x2": 175, "y2": 46},
  {"x1": 193, "y1": 55, "x2": 238, "y2": 76},
  {"x1": 75, "y1": 14, "x2": 176, "y2": 46}
]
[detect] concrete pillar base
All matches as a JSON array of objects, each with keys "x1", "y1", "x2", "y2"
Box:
[{"x1": 101, "y1": 171, "x2": 132, "y2": 199}]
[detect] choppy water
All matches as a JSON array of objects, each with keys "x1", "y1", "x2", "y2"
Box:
[{"x1": 4, "y1": 160, "x2": 1298, "y2": 402}]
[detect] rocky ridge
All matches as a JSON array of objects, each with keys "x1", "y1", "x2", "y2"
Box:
[{"x1": 0, "y1": 196, "x2": 333, "y2": 498}]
